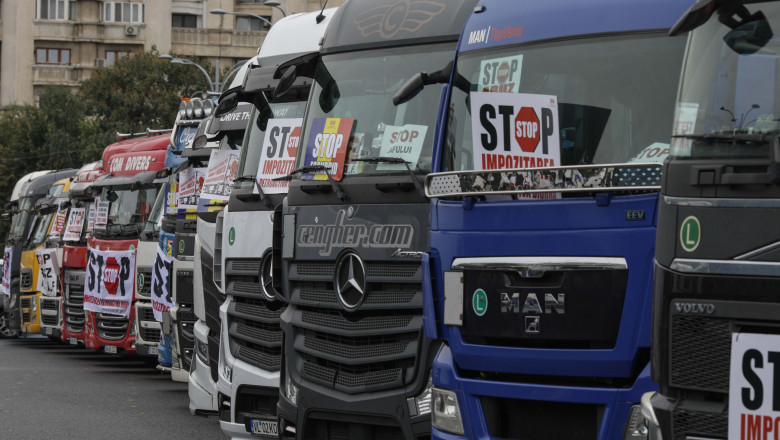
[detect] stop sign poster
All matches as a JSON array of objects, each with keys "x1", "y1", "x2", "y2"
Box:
[
  {"x1": 63, "y1": 207, "x2": 85, "y2": 242},
  {"x1": 49, "y1": 202, "x2": 68, "y2": 239},
  {"x1": 302, "y1": 118, "x2": 355, "y2": 181},
  {"x1": 201, "y1": 149, "x2": 240, "y2": 202},
  {"x1": 150, "y1": 246, "x2": 174, "y2": 322},
  {"x1": 256, "y1": 118, "x2": 303, "y2": 194},
  {"x1": 83, "y1": 246, "x2": 136, "y2": 317},
  {"x1": 35, "y1": 248, "x2": 59, "y2": 297},
  {"x1": 377, "y1": 124, "x2": 428, "y2": 171},
  {"x1": 1, "y1": 246, "x2": 12, "y2": 296},
  {"x1": 479, "y1": 55, "x2": 523, "y2": 93},
  {"x1": 471, "y1": 92, "x2": 560, "y2": 174}
]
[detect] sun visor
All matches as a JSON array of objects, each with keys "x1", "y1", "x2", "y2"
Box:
[
  {"x1": 91, "y1": 170, "x2": 160, "y2": 189},
  {"x1": 207, "y1": 102, "x2": 252, "y2": 135}
]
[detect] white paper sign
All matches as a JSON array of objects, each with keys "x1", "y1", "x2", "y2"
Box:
[
  {"x1": 83, "y1": 246, "x2": 136, "y2": 317},
  {"x1": 63, "y1": 207, "x2": 86, "y2": 242},
  {"x1": 178, "y1": 167, "x2": 206, "y2": 210},
  {"x1": 470, "y1": 92, "x2": 561, "y2": 172},
  {"x1": 95, "y1": 200, "x2": 109, "y2": 230},
  {"x1": 256, "y1": 118, "x2": 303, "y2": 195},
  {"x1": 150, "y1": 246, "x2": 174, "y2": 322},
  {"x1": 377, "y1": 124, "x2": 428, "y2": 171},
  {"x1": 35, "y1": 248, "x2": 59, "y2": 297},
  {"x1": 87, "y1": 201, "x2": 96, "y2": 233},
  {"x1": 1, "y1": 246, "x2": 12, "y2": 296},
  {"x1": 671, "y1": 102, "x2": 698, "y2": 157},
  {"x1": 201, "y1": 150, "x2": 240, "y2": 202},
  {"x1": 479, "y1": 55, "x2": 523, "y2": 93},
  {"x1": 729, "y1": 332, "x2": 780, "y2": 440},
  {"x1": 49, "y1": 203, "x2": 68, "y2": 239},
  {"x1": 629, "y1": 142, "x2": 671, "y2": 164}
]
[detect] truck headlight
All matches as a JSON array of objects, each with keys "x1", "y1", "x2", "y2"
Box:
[
  {"x1": 431, "y1": 387, "x2": 464, "y2": 436},
  {"x1": 408, "y1": 375, "x2": 433, "y2": 416},
  {"x1": 219, "y1": 332, "x2": 232, "y2": 383},
  {"x1": 624, "y1": 403, "x2": 649, "y2": 440},
  {"x1": 285, "y1": 374, "x2": 298, "y2": 405},
  {"x1": 129, "y1": 317, "x2": 136, "y2": 336},
  {"x1": 195, "y1": 337, "x2": 209, "y2": 366}
]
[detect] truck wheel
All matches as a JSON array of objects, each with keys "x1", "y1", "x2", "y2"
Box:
[{"x1": 0, "y1": 313, "x2": 19, "y2": 339}]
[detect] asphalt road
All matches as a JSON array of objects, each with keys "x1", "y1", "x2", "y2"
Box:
[{"x1": 0, "y1": 335, "x2": 229, "y2": 440}]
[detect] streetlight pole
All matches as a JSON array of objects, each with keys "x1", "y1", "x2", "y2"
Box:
[
  {"x1": 264, "y1": 0, "x2": 287, "y2": 17},
  {"x1": 160, "y1": 54, "x2": 250, "y2": 93}
]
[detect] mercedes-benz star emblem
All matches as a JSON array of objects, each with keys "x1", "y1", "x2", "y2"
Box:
[{"x1": 335, "y1": 252, "x2": 367, "y2": 311}]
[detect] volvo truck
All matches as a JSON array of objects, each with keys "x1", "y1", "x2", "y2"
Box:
[
  {"x1": 274, "y1": 1, "x2": 475, "y2": 438},
  {"x1": 203, "y1": 9, "x2": 333, "y2": 437},
  {"x1": 409, "y1": 0, "x2": 693, "y2": 438},
  {"x1": 83, "y1": 132, "x2": 169, "y2": 356},
  {"x1": 643, "y1": 1, "x2": 780, "y2": 439}
]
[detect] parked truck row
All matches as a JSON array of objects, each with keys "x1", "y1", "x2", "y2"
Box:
[{"x1": 1, "y1": 0, "x2": 772, "y2": 439}]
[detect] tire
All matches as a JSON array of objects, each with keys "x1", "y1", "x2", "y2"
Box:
[{"x1": 0, "y1": 311, "x2": 19, "y2": 339}]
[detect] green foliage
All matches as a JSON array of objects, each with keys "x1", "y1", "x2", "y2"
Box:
[{"x1": 0, "y1": 48, "x2": 214, "y2": 239}]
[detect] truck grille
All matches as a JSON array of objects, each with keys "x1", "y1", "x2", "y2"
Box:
[
  {"x1": 20, "y1": 297, "x2": 32, "y2": 309},
  {"x1": 64, "y1": 270, "x2": 85, "y2": 333},
  {"x1": 136, "y1": 302, "x2": 160, "y2": 344},
  {"x1": 213, "y1": 212, "x2": 224, "y2": 290},
  {"x1": 669, "y1": 314, "x2": 732, "y2": 393},
  {"x1": 671, "y1": 404, "x2": 728, "y2": 440},
  {"x1": 176, "y1": 270, "x2": 194, "y2": 305},
  {"x1": 22, "y1": 312, "x2": 31, "y2": 323},
  {"x1": 481, "y1": 396, "x2": 600, "y2": 439},
  {"x1": 200, "y1": 248, "x2": 223, "y2": 383},
  {"x1": 20, "y1": 269, "x2": 32, "y2": 291},
  {"x1": 95, "y1": 313, "x2": 128, "y2": 341},
  {"x1": 289, "y1": 261, "x2": 423, "y2": 394},
  {"x1": 41, "y1": 314, "x2": 58, "y2": 326},
  {"x1": 141, "y1": 327, "x2": 161, "y2": 342},
  {"x1": 174, "y1": 269, "x2": 196, "y2": 372},
  {"x1": 40, "y1": 298, "x2": 58, "y2": 311},
  {"x1": 225, "y1": 257, "x2": 285, "y2": 372},
  {"x1": 40, "y1": 297, "x2": 61, "y2": 328},
  {"x1": 135, "y1": 268, "x2": 153, "y2": 300}
]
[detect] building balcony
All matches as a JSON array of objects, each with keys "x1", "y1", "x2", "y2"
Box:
[
  {"x1": 33, "y1": 65, "x2": 82, "y2": 86},
  {"x1": 171, "y1": 28, "x2": 265, "y2": 57},
  {"x1": 33, "y1": 20, "x2": 146, "y2": 43}
]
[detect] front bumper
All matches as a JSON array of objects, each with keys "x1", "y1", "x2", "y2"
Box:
[
  {"x1": 38, "y1": 295, "x2": 62, "y2": 338},
  {"x1": 20, "y1": 293, "x2": 41, "y2": 334},
  {"x1": 431, "y1": 344, "x2": 656, "y2": 440},
  {"x1": 189, "y1": 320, "x2": 218, "y2": 414}
]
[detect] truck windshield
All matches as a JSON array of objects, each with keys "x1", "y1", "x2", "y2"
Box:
[
  {"x1": 28, "y1": 212, "x2": 53, "y2": 248},
  {"x1": 10, "y1": 197, "x2": 34, "y2": 242},
  {"x1": 672, "y1": 1, "x2": 780, "y2": 160},
  {"x1": 103, "y1": 186, "x2": 159, "y2": 229},
  {"x1": 236, "y1": 94, "x2": 309, "y2": 187},
  {"x1": 143, "y1": 188, "x2": 164, "y2": 235},
  {"x1": 297, "y1": 43, "x2": 455, "y2": 175},
  {"x1": 444, "y1": 33, "x2": 685, "y2": 173}
]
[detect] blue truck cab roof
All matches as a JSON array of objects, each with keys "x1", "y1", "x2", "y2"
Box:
[{"x1": 460, "y1": 0, "x2": 691, "y2": 53}]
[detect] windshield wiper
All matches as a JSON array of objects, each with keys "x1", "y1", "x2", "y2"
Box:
[
  {"x1": 274, "y1": 166, "x2": 347, "y2": 201},
  {"x1": 233, "y1": 175, "x2": 272, "y2": 208},
  {"x1": 672, "y1": 133, "x2": 773, "y2": 143},
  {"x1": 350, "y1": 157, "x2": 425, "y2": 197}
]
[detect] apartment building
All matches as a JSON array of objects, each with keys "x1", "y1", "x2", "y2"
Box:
[{"x1": 0, "y1": 0, "x2": 338, "y2": 107}]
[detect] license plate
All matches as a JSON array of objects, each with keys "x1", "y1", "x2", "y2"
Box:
[
  {"x1": 148, "y1": 346, "x2": 158, "y2": 355},
  {"x1": 104, "y1": 345, "x2": 118, "y2": 354},
  {"x1": 249, "y1": 419, "x2": 279, "y2": 438},
  {"x1": 68, "y1": 337, "x2": 78, "y2": 345},
  {"x1": 42, "y1": 327, "x2": 52, "y2": 335}
]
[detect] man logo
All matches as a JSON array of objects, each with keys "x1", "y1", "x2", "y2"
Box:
[
  {"x1": 354, "y1": 0, "x2": 447, "y2": 39},
  {"x1": 335, "y1": 252, "x2": 367, "y2": 311}
]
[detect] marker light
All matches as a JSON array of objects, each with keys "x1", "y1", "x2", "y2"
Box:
[{"x1": 431, "y1": 387, "x2": 465, "y2": 435}]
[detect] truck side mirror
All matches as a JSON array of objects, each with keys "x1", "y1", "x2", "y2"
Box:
[
  {"x1": 273, "y1": 65, "x2": 297, "y2": 100},
  {"x1": 214, "y1": 92, "x2": 238, "y2": 118}
]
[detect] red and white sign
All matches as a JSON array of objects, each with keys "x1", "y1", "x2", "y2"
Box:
[
  {"x1": 48, "y1": 202, "x2": 68, "y2": 239},
  {"x1": 83, "y1": 246, "x2": 136, "y2": 317},
  {"x1": 729, "y1": 332, "x2": 780, "y2": 440},
  {"x1": 35, "y1": 248, "x2": 59, "y2": 297},
  {"x1": 201, "y1": 150, "x2": 240, "y2": 202},
  {"x1": 471, "y1": 92, "x2": 561, "y2": 172},
  {"x1": 671, "y1": 102, "x2": 698, "y2": 157},
  {"x1": 256, "y1": 118, "x2": 303, "y2": 194},
  {"x1": 87, "y1": 201, "x2": 96, "y2": 233},
  {"x1": 377, "y1": 124, "x2": 428, "y2": 171},
  {"x1": 1, "y1": 246, "x2": 12, "y2": 296},
  {"x1": 178, "y1": 167, "x2": 206, "y2": 211},
  {"x1": 479, "y1": 55, "x2": 523, "y2": 93},
  {"x1": 63, "y1": 207, "x2": 85, "y2": 242},
  {"x1": 95, "y1": 199, "x2": 109, "y2": 230}
]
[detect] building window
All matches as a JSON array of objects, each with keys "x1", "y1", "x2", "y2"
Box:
[
  {"x1": 236, "y1": 16, "x2": 271, "y2": 31},
  {"x1": 100, "y1": 2, "x2": 145, "y2": 23},
  {"x1": 36, "y1": 48, "x2": 71, "y2": 65},
  {"x1": 36, "y1": 0, "x2": 77, "y2": 20},
  {"x1": 105, "y1": 50, "x2": 130, "y2": 66},
  {"x1": 172, "y1": 14, "x2": 198, "y2": 28}
]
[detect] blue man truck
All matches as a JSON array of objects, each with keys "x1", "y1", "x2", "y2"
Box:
[
  {"x1": 414, "y1": 0, "x2": 691, "y2": 438},
  {"x1": 643, "y1": 1, "x2": 780, "y2": 439}
]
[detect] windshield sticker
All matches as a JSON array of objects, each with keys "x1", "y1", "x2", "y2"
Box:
[
  {"x1": 671, "y1": 102, "x2": 698, "y2": 157},
  {"x1": 376, "y1": 124, "x2": 428, "y2": 171},
  {"x1": 87, "y1": 201, "x2": 96, "y2": 233},
  {"x1": 201, "y1": 149, "x2": 240, "y2": 202},
  {"x1": 345, "y1": 133, "x2": 367, "y2": 174},
  {"x1": 302, "y1": 118, "x2": 355, "y2": 181},
  {"x1": 84, "y1": 246, "x2": 136, "y2": 318},
  {"x1": 178, "y1": 167, "x2": 206, "y2": 212},
  {"x1": 256, "y1": 118, "x2": 303, "y2": 195},
  {"x1": 1, "y1": 246, "x2": 12, "y2": 296},
  {"x1": 630, "y1": 142, "x2": 670, "y2": 164},
  {"x1": 48, "y1": 201, "x2": 68, "y2": 239},
  {"x1": 63, "y1": 207, "x2": 85, "y2": 242},
  {"x1": 95, "y1": 199, "x2": 109, "y2": 230},
  {"x1": 466, "y1": 25, "x2": 524, "y2": 47},
  {"x1": 479, "y1": 55, "x2": 523, "y2": 93},
  {"x1": 36, "y1": 248, "x2": 59, "y2": 297},
  {"x1": 163, "y1": 183, "x2": 179, "y2": 216}
]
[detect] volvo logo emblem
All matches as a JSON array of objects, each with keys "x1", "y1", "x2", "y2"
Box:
[{"x1": 335, "y1": 252, "x2": 367, "y2": 311}]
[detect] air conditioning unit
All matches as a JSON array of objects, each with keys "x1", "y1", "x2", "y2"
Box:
[
  {"x1": 96, "y1": 58, "x2": 106, "y2": 68},
  {"x1": 125, "y1": 25, "x2": 138, "y2": 36}
]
